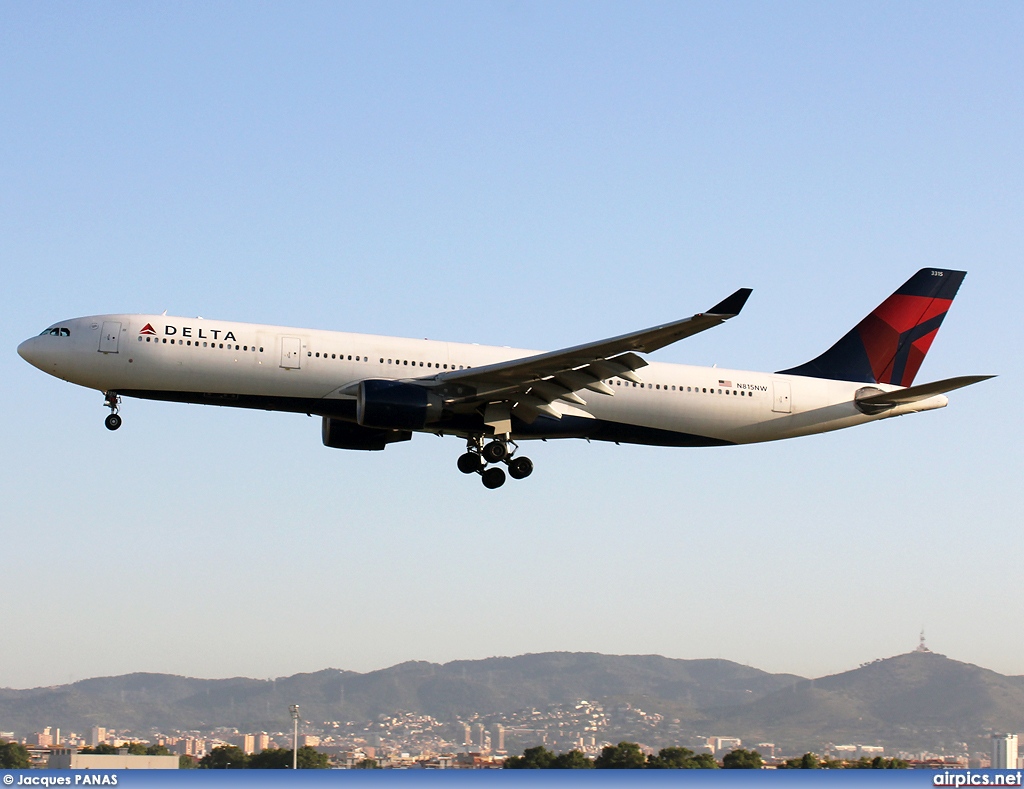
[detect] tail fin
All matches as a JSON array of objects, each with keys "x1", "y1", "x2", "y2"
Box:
[{"x1": 778, "y1": 269, "x2": 966, "y2": 386}]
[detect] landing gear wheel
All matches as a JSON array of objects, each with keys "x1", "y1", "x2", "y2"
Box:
[
  {"x1": 482, "y1": 441, "x2": 508, "y2": 464},
  {"x1": 457, "y1": 452, "x2": 484, "y2": 474},
  {"x1": 508, "y1": 456, "x2": 533, "y2": 480},
  {"x1": 104, "y1": 413, "x2": 122, "y2": 431},
  {"x1": 481, "y1": 467, "x2": 506, "y2": 489}
]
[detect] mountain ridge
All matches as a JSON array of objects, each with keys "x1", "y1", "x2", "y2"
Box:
[{"x1": 1, "y1": 650, "x2": 1020, "y2": 753}]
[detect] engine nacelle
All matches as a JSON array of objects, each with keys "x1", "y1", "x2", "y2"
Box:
[
  {"x1": 357, "y1": 379, "x2": 443, "y2": 430},
  {"x1": 321, "y1": 417, "x2": 411, "y2": 451}
]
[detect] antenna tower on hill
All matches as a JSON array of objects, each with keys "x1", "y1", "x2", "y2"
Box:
[{"x1": 915, "y1": 628, "x2": 932, "y2": 653}]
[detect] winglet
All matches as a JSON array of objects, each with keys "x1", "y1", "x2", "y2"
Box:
[{"x1": 707, "y1": 288, "x2": 753, "y2": 316}]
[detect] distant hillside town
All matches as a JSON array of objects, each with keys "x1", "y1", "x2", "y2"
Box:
[{"x1": 1, "y1": 649, "x2": 1022, "y2": 770}]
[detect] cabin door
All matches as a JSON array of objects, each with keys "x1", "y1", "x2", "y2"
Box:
[
  {"x1": 99, "y1": 321, "x2": 121, "y2": 353},
  {"x1": 772, "y1": 380, "x2": 791, "y2": 413},
  {"x1": 280, "y1": 336, "x2": 302, "y2": 369}
]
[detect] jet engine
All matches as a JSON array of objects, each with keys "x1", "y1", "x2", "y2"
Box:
[
  {"x1": 321, "y1": 417, "x2": 411, "y2": 451},
  {"x1": 356, "y1": 379, "x2": 443, "y2": 430}
]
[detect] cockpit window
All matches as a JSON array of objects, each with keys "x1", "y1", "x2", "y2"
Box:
[{"x1": 40, "y1": 327, "x2": 71, "y2": 337}]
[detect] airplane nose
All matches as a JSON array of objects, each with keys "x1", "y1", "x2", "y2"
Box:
[
  {"x1": 17, "y1": 336, "x2": 49, "y2": 372},
  {"x1": 17, "y1": 337, "x2": 35, "y2": 363}
]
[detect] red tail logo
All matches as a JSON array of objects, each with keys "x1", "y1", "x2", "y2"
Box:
[{"x1": 778, "y1": 269, "x2": 966, "y2": 386}]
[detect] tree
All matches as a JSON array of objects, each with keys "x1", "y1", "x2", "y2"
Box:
[
  {"x1": 246, "y1": 746, "x2": 328, "y2": 769},
  {"x1": 296, "y1": 746, "x2": 330, "y2": 769},
  {"x1": 249, "y1": 748, "x2": 292, "y2": 769},
  {"x1": 551, "y1": 750, "x2": 593, "y2": 769},
  {"x1": 504, "y1": 745, "x2": 556, "y2": 769},
  {"x1": 647, "y1": 747, "x2": 695, "y2": 769},
  {"x1": 146, "y1": 744, "x2": 171, "y2": 756},
  {"x1": 594, "y1": 742, "x2": 647, "y2": 769},
  {"x1": 690, "y1": 753, "x2": 721, "y2": 769},
  {"x1": 781, "y1": 752, "x2": 821, "y2": 769},
  {"x1": 722, "y1": 749, "x2": 763, "y2": 769},
  {"x1": 0, "y1": 740, "x2": 31, "y2": 769},
  {"x1": 354, "y1": 758, "x2": 380, "y2": 769},
  {"x1": 199, "y1": 744, "x2": 248, "y2": 769},
  {"x1": 871, "y1": 756, "x2": 909, "y2": 769},
  {"x1": 80, "y1": 743, "x2": 118, "y2": 755},
  {"x1": 178, "y1": 754, "x2": 198, "y2": 769},
  {"x1": 125, "y1": 742, "x2": 148, "y2": 755}
]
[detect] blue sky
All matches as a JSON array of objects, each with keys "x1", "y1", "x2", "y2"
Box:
[{"x1": 1, "y1": 2, "x2": 1021, "y2": 690}]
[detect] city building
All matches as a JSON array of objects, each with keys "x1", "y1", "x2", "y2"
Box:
[
  {"x1": 88, "y1": 726, "x2": 107, "y2": 747},
  {"x1": 992, "y1": 734, "x2": 1018, "y2": 770},
  {"x1": 711, "y1": 737, "x2": 742, "y2": 754},
  {"x1": 49, "y1": 748, "x2": 178, "y2": 770}
]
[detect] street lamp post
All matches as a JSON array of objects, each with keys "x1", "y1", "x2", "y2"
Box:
[{"x1": 290, "y1": 704, "x2": 300, "y2": 770}]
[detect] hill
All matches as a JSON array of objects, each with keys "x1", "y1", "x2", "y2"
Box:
[
  {"x1": 702, "y1": 651, "x2": 1024, "y2": 752},
  {"x1": 0, "y1": 652, "x2": 801, "y2": 734},
  {"x1": 2, "y1": 650, "x2": 1020, "y2": 754}
]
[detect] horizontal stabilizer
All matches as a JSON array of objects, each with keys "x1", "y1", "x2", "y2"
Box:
[{"x1": 855, "y1": 375, "x2": 995, "y2": 407}]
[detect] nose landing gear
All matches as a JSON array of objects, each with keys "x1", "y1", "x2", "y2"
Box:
[
  {"x1": 458, "y1": 436, "x2": 533, "y2": 489},
  {"x1": 103, "y1": 391, "x2": 122, "y2": 431}
]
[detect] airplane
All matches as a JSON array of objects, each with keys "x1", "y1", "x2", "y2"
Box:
[{"x1": 18, "y1": 268, "x2": 991, "y2": 489}]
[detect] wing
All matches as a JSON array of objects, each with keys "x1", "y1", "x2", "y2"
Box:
[{"x1": 422, "y1": 287, "x2": 752, "y2": 428}]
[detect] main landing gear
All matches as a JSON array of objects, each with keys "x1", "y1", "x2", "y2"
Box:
[
  {"x1": 103, "y1": 391, "x2": 122, "y2": 431},
  {"x1": 457, "y1": 436, "x2": 533, "y2": 489}
]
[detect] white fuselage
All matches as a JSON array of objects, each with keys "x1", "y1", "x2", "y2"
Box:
[{"x1": 18, "y1": 313, "x2": 949, "y2": 448}]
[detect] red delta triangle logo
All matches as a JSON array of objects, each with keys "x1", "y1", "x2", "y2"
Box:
[{"x1": 139, "y1": 323, "x2": 157, "y2": 336}]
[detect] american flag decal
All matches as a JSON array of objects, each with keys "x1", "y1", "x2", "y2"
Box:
[{"x1": 718, "y1": 379, "x2": 732, "y2": 387}]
